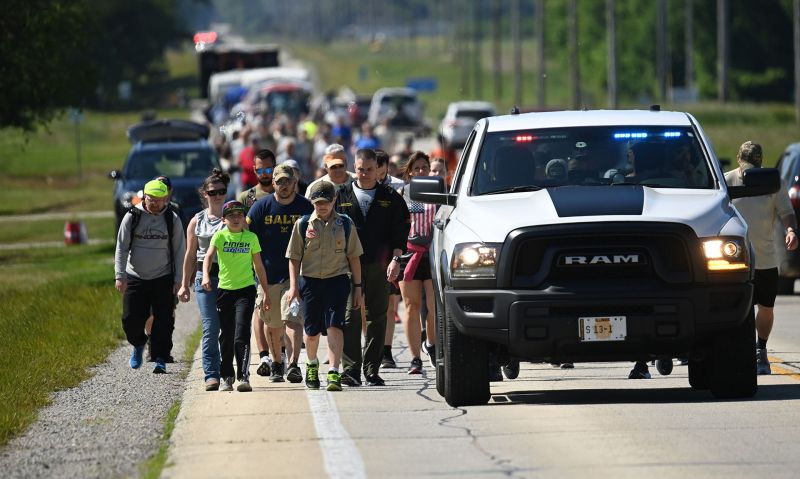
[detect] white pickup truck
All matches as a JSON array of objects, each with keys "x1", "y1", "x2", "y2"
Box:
[{"x1": 411, "y1": 108, "x2": 780, "y2": 406}]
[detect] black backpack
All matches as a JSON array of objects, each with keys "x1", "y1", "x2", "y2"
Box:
[{"x1": 128, "y1": 205, "x2": 176, "y2": 277}]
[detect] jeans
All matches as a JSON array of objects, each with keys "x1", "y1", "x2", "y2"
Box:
[
  {"x1": 216, "y1": 285, "x2": 256, "y2": 381},
  {"x1": 195, "y1": 272, "x2": 220, "y2": 381}
]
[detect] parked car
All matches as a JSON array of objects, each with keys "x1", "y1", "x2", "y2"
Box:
[
  {"x1": 774, "y1": 142, "x2": 800, "y2": 293},
  {"x1": 439, "y1": 101, "x2": 496, "y2": 149},
  {"x1": 411, "y1": 107, "x2": 780, "y2": 406},
  {"x1": 368, "y1": 87, "x2": 425, "y2": 130},
  {"x1": 109, "y1": 119, "x2": 225, "y2": 233}
]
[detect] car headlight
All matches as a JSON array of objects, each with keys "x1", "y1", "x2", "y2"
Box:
[
  {"x1": 451, "y1": 243, "x2": 502, "y2": 278},
  {"x1": 701, "y1": 238, "x2": 748, "y2": 271},
  {"x1": 120, "y1": 191, "x2": 142, "y2": 209}
]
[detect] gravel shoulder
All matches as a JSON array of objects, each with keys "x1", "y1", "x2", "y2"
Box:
[{"x1": 0, "y1": 301, "x2": 199, "y2": 479}]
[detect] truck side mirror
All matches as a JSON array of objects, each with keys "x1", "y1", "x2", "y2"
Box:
[
  {"x1": 108, "y1": 170, "x2": 122, "y2": 180},
  {"x1": 728, "y1": 167, "x2": 780, "y2": 199},
  {"x1": 410, "y1": 176, "x2": 457, "y2": 206}
]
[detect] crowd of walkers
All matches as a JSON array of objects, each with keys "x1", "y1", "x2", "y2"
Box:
[{"x1": 115, "y1": 136, "x2": 453, "y2": 392}]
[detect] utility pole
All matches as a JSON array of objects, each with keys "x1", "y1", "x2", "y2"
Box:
[
  {"x1": 607, "y1": 0, "x2": 617, "y2": 109},
  {"x1": 685, "y1": 0, "x2": 694, "y2": 94},
  {"x1": 568, "y1": 0, "x2": 581, "y2": 109},
  {"x1": 492, "y1": 0, "x2": 503, "y2": 101},
  {"x1": 512, "y1": 0, "x2": 522, "y2": 107},
  {"x1": 795, "y1": 0, "x2": 800, "y2": 123},
  {"x1": 474, "y1": 0, "x2": 483, "y2": 100},
  {"x1": 656, "y1": 0, "x2": 668, "y2": 102},
  {"x1": 717, "y1": 0, "x2": 729, "y2": 102},
  {"x1": 536, "y1": 0, "x2": 546, "y2": 108}
]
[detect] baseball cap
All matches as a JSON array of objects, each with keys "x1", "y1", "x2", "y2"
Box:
[
  {"x1": 308, "y1": 181, "x2": 335, "y2": 203},
  {"x1": 222, "y1": 200, "x2": 246, "y2": 217},
  {"x1": 155, "y1": 175, "x2": 172, "y2": 190},
  {"x1": 273, "y1": 163, "x2": 295, "y2": 182},
  {"x1": 324, "y1": 144, "x2": 347, "y2": 167},
  {"x1": 282, "y1": 159, "x2": 300, "y2": 171},
  {"x1": 143, "y1": 179, "x2": 169, "y2": 198}
]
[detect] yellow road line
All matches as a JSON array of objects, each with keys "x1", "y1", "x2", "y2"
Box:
[{"x1": 768, "y1": 355, "x2": 800, "y2": 381}]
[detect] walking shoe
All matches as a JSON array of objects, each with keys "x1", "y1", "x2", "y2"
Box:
[
  {"x1": 270, "y1": 361, "x2": 286, "y2": 382},
  {"x1": 129, "y1": 345, "x2": 145, "y2": 369},
  {"x1": 237, "y1": 379, "x2": 252, "y2": 392},
  {"x1": 286, "y1": 363, "x2": 303, "y2": 383},
  {"x1": 305, "y1": 362, "x2": 320, "y2": 389},
  {"x1": 628, "y1": 361, "x2": 651, "y2": 379},
  {"x1": 340, "y1": 370, "x2": 362, "y2": 387},
  {"x1": 381, "y1": 355, "x2": 397, "y2": 369},
  {"x1": 165, "y1": 355, "x2": 175, "y2": 363},
  {"x1": 365, "y1": 374, "x2": 385, "y2": 386},
  {"x1": 502, "y1": 360, "x2": 520, "y2": 380},
  {"x1": 205, "y1": 378, "x2": 220, "y2": 391},
  {"x1": 219, "y1": 377, "x2": 234, "y2": 392},
  {"x1": 757, "y1": 348, "x2": 772, "y2": 375},
  {"x1": 256, "y1": 358, "x2": 272, "y2": 377},
  {"x1": 326, "y1": 371, "x2": 342, "y2": 391},
  {"x1": 408, "y1": 357, "x2": 423, "y2": 375},
  {"x1": 421, "y1": 341, "x2": 436, "y2": 367},
  {"x1": 560, "y1": 362, "x2": 574, "y2": 369},
  {"x1": 153, "y1": 358, "x2": 167, "y2": 374}
]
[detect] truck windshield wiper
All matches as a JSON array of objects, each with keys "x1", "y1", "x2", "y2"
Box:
[{"x1": 483, "y1": 185, "x2": 543, "y2": 195}]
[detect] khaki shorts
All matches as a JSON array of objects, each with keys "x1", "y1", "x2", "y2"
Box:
[{"x1": 257, "y1": 282, "x2": 303, "y2": 327}]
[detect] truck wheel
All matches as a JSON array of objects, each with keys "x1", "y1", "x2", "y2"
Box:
[
  {"x1": 688, "y1": 357, "x2": 710, "y2": 390},
  {"x1": 709, "y1": 309, "x2": 757, "y2": 399},
  {"x1": 777, "y1": 277, "x2": 795, "y2": 295},
  {"x1": 434, "y1": 293, "x2": 446, "y2": 397},
  {"x1": 444, "y1": 308, "x2": 490, "y2": 407},
  {"x1": 655, "y1": 358, "x2": 673, "y2": 376}
]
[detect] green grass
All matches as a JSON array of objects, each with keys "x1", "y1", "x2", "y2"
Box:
[
  {"x1": 0, "y1": 244, "x2": 122, "y2": 445},
  {"x1": 0, "y1": 216, "x2": 116, "y2": 244},
  {"x1": 139, "y1": 324, "x2": 201, "y2": 479}
]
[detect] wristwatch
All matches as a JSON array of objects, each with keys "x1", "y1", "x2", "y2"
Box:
[
  {"x1": 352, "y1": 283, "x2": 362, "y2": 288},
  {"x1": 392, "y1": 255, "x2": 401, "y2": 263}
]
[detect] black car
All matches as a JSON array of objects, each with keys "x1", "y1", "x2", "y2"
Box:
[
  {"x1": 775, "y1": 142, "x2": 800, "y2": 293},
  {"x1": 109, "y1": 119, "x2": 227, "y2": 233}
]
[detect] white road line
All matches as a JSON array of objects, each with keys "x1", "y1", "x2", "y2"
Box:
[{"x1": 306, "y1": 390, "x2": 366, "y2": 479}]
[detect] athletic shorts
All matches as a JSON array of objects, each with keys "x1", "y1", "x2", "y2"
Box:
[
  {"x1": 299, "y1": 275, "x2": 350, "y2": 336},
  {"x1": 257, "y1": 282, "x2": 303, "y2": 328},
  {"x1": 400, "y1": 253, "x2": 432, "y2": 282},
  {"x1": 753, "y1": 268, "x2": 778, "y2": 308}
]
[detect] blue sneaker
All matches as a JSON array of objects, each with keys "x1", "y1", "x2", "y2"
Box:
[
  {"x1": 130, "y1": 345, "x2": 145, "y2": 369},
  {"x1": 153, "y1": 358, "x2": 167, "y2": 374}
]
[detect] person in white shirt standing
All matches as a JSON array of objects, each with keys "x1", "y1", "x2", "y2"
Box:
[{"x1": 725, "y1": 141, "x2": 798, "y2": 375}]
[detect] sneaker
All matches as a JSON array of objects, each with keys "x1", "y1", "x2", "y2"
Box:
[
  {"x1": 220, "y1": 377, "x2": 234, "y2": 392},
  {"x1": 286, "y1": 363, "x2": 303, "y2": 383},
  {"x1": 408, "y1": 357, "x2": 423, "y2": 375},
  {"x1": 365, "y1": 374, "x2": 385, "y2": 386},
  {"x1": 153, "y1": 358, "x2": 167, "y2": 374},
  {"x1": 270, "y1": 362, "x2": 286, "y2": 382},
  {"x1": 381, "y1": 355, "x2": 397, "y2": 369},
  {"x1": 502, "y1": 360, "x2": 520, "y2": 379},
  {"x1": 237, "y1": 379, "x2": 252, "y2": 392},
  {"x1": 757, "y1": 348, "x2": 772, "y2": 375},
  {"x1": 205, "y1": 378, "x2": 220, "y2": 391},
  {"x1": 256, "y1": 359, "x2": 272, "y2": 377},
  {"x1": 305, "y1": 362, "x2": 320, "y2": 389},
  {"x1": 326, "y1": 371, "x2": 342, "y2": 391},
  {"x1": 421, "y1": 341, "x2": 436, "y2": 367},
  {"x1": 560, "y1": 362, "x2": 574, "y2": 369},
  {"x1": 165, "y1": 355, "x2": 175, "y2": 364},
  {"x1": 340, "y1": 370, "x2": 362, "y2": 387},
  {"x1": 628, "y1": 361, "x2": 651, "y2": 379},
  {"x1": 129, "y1": 345, "x2": 145, "y2": 369},
  {"x1": 549, "y1": 362, "x2": 562, "y2": 368}
]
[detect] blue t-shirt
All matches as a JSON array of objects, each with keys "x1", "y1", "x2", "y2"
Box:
[{"x1": 247, "y1": 194, "x2": 314, "y2": 284}]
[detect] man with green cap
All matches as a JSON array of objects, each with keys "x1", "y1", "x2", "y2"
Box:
[{"x1": 115, "y1": 179, "x2": 186, "y2": 374}]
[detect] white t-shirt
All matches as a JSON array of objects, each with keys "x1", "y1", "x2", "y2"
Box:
[{"x1": 353, "y1": 183, "x2": 377, "y2": 218}]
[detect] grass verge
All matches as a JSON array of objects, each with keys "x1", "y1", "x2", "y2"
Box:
[
  {"x1": 0, "y1": 244, "x2": 121, "y2": 445},
  {"x1": 139, "y1": 322, "x2": 202, "y2": 479}
]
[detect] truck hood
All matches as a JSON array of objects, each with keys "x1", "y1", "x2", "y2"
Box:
[{"x1": 451, "y1": 186, "x2": 736, "y2": 242}]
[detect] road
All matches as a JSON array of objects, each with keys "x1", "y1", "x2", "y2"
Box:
[{"x1": 163, "y1": 296, "x2": 800, "y2": 479}]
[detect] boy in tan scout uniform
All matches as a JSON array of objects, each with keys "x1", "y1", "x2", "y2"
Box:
[{"x1": 286, "y1": 180, "x2": 363, "y2": 391}]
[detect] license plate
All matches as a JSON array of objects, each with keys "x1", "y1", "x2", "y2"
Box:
[{"x1": 579, "y1": 316, "x2": 627, "y2": 342}]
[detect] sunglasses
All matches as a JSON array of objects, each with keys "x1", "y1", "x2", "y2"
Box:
[
  {"x1": 206, "y1": 188, "x2": 227, "y2": 197},
  {"x1": 275, "y1": 178, "x2": 291, "y2": 186},
  {"x1": 256, "y1": 167, "x2": 274, "y2": 175},
  {"x1": 327, "y1": 164, "x2": 345, "y2": 170}
]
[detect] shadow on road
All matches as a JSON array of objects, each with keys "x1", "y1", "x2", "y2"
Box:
[{"x1": 492, "y1": 383, "x2": 800, "y2": 406}]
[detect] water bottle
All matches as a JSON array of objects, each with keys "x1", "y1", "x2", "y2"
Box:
[{"x1": 288, "y1": 298, "x2": 300, "y2": 317}]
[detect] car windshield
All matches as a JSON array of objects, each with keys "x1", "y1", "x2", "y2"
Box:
[
  {"x1": 472, "y1": 126, "x2": 714, "y2": 195},
  {"x1": 456, "y1": 109, "x2": 493, "y2": 121},
  {"x1": 125, "y1": 149, "x2": 218, "y2": 179}
]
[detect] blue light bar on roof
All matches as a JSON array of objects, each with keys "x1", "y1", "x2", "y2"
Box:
[{"x1": 613, "y1": 132, "x2": 648, "y2": 140}]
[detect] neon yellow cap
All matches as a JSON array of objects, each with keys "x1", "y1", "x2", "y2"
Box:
[{"x1": 143, "y1": 179, "x2": 169, "y2": 198}]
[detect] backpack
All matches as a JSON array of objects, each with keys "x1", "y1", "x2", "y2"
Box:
[
  {"x1": 128, "y1": 205, "x2": 176, "y2": 278},
  {"x1": 298, "y1": 213, "x2": 352, "y2": 249},
  {"x1": 245, "y1": 187, "x2": 259, "y2": 209}
]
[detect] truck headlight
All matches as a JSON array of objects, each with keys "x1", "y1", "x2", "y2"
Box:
[
  {"x1": 451, "y1": 243, "x2": 502, "y2": 278},
  {"x1": 702, "y1": 238, "x2": 748, "y2": 271}
]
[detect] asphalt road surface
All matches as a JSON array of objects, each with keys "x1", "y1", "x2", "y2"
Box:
[{"x1": 164, "y1": 295, "x2": 800, "y2": 479}]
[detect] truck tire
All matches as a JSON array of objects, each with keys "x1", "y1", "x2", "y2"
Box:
[
  {"x1": 444, "y1": 308, "x2": 490, "y2": 407},
  {"x1": 688, "y1": 357, "x2": 710, "y2": 390},
  {"x1": 434, "y1": 293, "x2": 446, "y2": 397},
  {"x1": 709, "y1": 309, "x2": 757, "y2": 399}
]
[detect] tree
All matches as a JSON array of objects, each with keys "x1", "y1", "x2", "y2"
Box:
[{"x1": 0, "y1": 0, "x2": 94, "y2": 130}]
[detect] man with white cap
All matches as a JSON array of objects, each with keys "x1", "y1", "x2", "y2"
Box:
[
  {"x1": 115, "y1": 179, "x2": 186, "y2": 374},
  {"x1": 306, "y1": 144, "x2": 356, "y2": 198}
]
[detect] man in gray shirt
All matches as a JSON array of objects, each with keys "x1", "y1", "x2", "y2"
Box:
[
  {"x1": 725, "y1": 141, "x2": 798, "y2": 375},
  {"x1": 115, "y1": 179, "x2": 186, "y2": 374}
]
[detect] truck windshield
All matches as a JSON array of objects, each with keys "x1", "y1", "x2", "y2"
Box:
[
  {"x1": 472, "y1": 126, "x2": 713, "y2": 195},
  {"x1": 125, "y1": 150, "x2": 217, "y2": 179}
]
